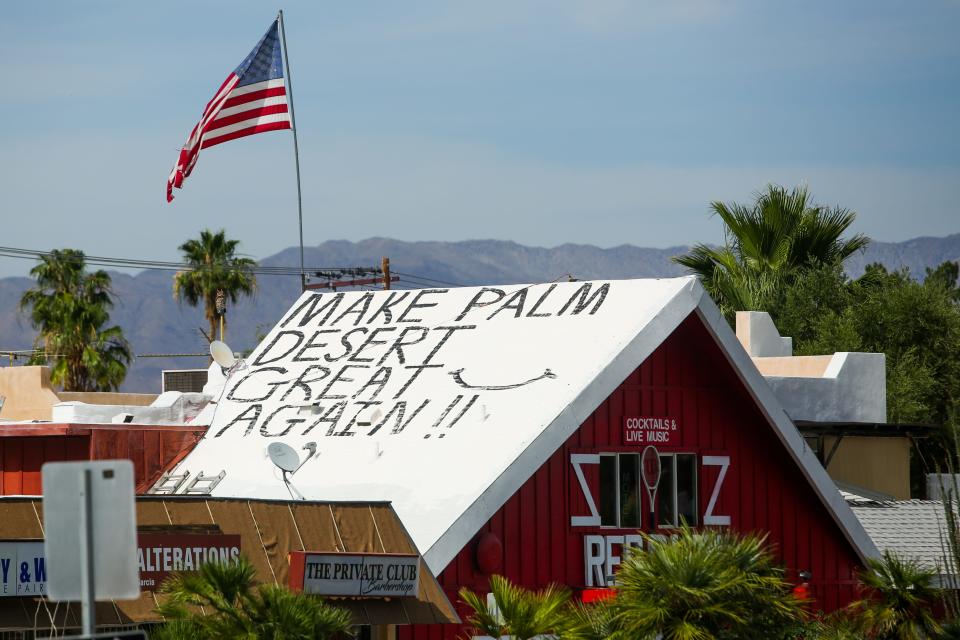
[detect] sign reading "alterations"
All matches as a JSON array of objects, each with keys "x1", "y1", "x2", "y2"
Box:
[
  {"x1": 289, "y1": 552, "x2": 419, "y2": 598},
  {"x1": 138, "y1": 534, "x2": 241, "y2": 590}
]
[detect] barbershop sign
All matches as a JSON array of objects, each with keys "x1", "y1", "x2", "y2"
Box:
[
  {"x1": 289, "y1": 552, "x2": 420, "y2": 597},
  {"x1": 623, "y1": 416, "x2": 679, "y2": 446}
]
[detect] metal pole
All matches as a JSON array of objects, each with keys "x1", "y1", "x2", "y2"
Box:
[
  {"x1": 79, "y1": 468, "x2": 96, "y2": 635},
  {"x1": 382, "y1": 257, "x2": 391, "y2": 290},
  {"x1": 278, "y1": 9, "x2": 307, "y2": 292}
]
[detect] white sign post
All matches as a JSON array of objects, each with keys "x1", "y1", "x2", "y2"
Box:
[{"x1": 42, "y1": 461, "x2": 140, "y2": 636}]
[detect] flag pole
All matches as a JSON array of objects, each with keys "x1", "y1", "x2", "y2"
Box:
[{"x1": 277, "y1": 9, "x2": 306, "y2": 292}]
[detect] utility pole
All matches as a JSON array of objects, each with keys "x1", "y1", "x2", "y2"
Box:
[
  {"x1": 382, "y1": 257, "x2": 391, "y2": 290},
  {"x1": 303, "y1": 266, "x2": 398, "y2": 291}
]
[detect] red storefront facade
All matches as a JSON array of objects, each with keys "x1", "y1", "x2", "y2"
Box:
[{"x1": 402, "y1": 313, "x2": 866, "y2": 639}]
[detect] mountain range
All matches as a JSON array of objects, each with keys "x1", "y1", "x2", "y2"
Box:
[{"x1": 1, "y1": 234, "x2": 958, "y2": 392}]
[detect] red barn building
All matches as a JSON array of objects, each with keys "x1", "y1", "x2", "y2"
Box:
[{"x1": 167, "y1": 278, "x2": 878, "y2": 638}]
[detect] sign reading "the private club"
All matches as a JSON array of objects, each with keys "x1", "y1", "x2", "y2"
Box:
[
  {"x1": 623, "y1": 416, "x2": 680, "y2": 446},
  {"x1": 289, "y1": 552, "x2": 419, "y2": 598}
]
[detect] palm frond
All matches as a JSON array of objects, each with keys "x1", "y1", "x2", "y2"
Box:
[
  {"x1": 157, "y1": 556, "x2": 353, "y2": 640},
  {"x1": 612, "y1": 526, "x2": 805, "y2": 639},
  {"x1": 673, "y1": 185, "x2": 870, "y2": 323},
  {"x1": 173, "y1": 229, "x2": 258, "y2": 340},
  {"x1": 846, "y1": 550, "x2": 943, "y2": 639},
  {"x1": 18, "y1": 249, "x2": 131, "y2": 390}
]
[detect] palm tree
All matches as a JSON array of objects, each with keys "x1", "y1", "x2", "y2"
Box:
[
  {"x1": 673, "y1": 184, "x2": 869, "y2": 318},
  {"x1": 847, "y1": 551, "x2": 942, "y2": 639},
  {"x1": 794, "y1": 614, "x2": 863, "y2": 640},
  {"x1": 173, "y1": 229, "x2": 257, "y2": 343},
  {"x1": 19, "y1": 249, "x2": 131, "y2": 391},
  {"x1": 155, "y1": 556, "x2": 354, "y2": 640},
  {"x1": 564, "y1": 600, "x2": 622, "y2": 640},
  {"x1": 459, "y1": 574, "x2": 574, "y2": 639},
  {"x1": 611, "y1": 527, "x2": 806, "y2": 640}
]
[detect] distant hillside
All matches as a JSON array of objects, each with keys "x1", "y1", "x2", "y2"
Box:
[
  {"x1": 1, "y1": 234, "x2": 957, "y2": 392},
  {"x1": 844, "y1": 233, "x2": 960, "y2": 279}
]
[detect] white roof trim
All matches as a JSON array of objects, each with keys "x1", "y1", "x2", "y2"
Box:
[{"x1": 692, "y1": 292, "x2": 880, "y2": 563}]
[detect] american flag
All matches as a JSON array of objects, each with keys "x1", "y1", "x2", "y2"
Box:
[{"x1": 167, "y1": 20, "x2": 291, "y2": 202}]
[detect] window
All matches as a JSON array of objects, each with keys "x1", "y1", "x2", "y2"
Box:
[
  {"x1": 657, "y1": 456, "x2": 675, "y2": 526},
  {"x1": 599, "y1": 454, "x2": 617, "y2": 526},
  {"x1": 658, "y1": 453, "x2": 698, "y2": 527},
  {"x1": 597, "y1": 451, "x2": 698, "y2": 528},
  {"x1": 619, "y1": 454, "x2": 641, "y2": 528}
]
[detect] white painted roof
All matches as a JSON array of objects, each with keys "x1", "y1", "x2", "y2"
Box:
[{"x1": 172, "y1": 277, "x2": 878, "y2": 572}]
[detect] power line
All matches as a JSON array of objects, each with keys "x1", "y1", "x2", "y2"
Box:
[
  {"x1": 391, "y1": 271, "x2": 465, "y2": 287},
  {"x1": 0, "y1": 349, "x2": 209, "y2": 360},
  {"x1": 0, "y1": 244, "x2": 467, "y2": 287},
  {"x1": 0, "y1": 245, "x2": 370, "y2": 277}
]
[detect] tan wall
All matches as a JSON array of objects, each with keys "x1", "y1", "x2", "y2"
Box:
[
  {"x1": 752, "y1": 355, "x2": 833, "y2": 378},
  {"x1": 58, "y1": 391, "x2": 157, "y2": 406},
  {"x1": 0, "y1": 366, "x2": 158, "y2": 422},
  {"x1": 824, "y1": 436, "x2": 912, "y2": 500},
  {"x1": 0, "y1": 366, "x2": 60, "y2": 421}
]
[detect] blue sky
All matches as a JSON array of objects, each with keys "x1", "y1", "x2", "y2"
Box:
[{"x1": 1, "y1": 1, "x2": 958, "y2": 277}]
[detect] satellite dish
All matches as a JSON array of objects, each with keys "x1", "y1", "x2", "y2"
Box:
[
  {"x1": 210, "y1": 340, "x2": 237, "y2": 368},
  {"x1": 267, "y1": 442, "x2": 300, "y2": 473}
]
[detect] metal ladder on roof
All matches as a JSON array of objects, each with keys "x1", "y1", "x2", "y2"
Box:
[
  {"x1": 147, "y1": 470, "x2": 191, "y2": 495},
  {"x1": 182, "y1": 471, "x2": 226, "y2": 495},
  {"x1": 148, "y1": 469, "x2": 226, "y2": 495}
]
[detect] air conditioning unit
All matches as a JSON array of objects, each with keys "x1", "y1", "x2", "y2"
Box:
[{"x1": 162, "y1": 369, "x2": 208, "y2": 394}]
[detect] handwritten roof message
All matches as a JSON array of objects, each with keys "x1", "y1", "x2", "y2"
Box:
[{"x1": 213, "y1": 283, "x2": 609, "y2": 441}]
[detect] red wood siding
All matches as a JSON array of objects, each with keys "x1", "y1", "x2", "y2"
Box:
[
  {"x1": 0, "y1": 426, "x2": 204, "y2": 495},
  {"x1": 401, "y1": 314, "x2": 863, "y2": 639},
  {"x1": 0, "y1": 436, "x2": 88, "y2": 495}
]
